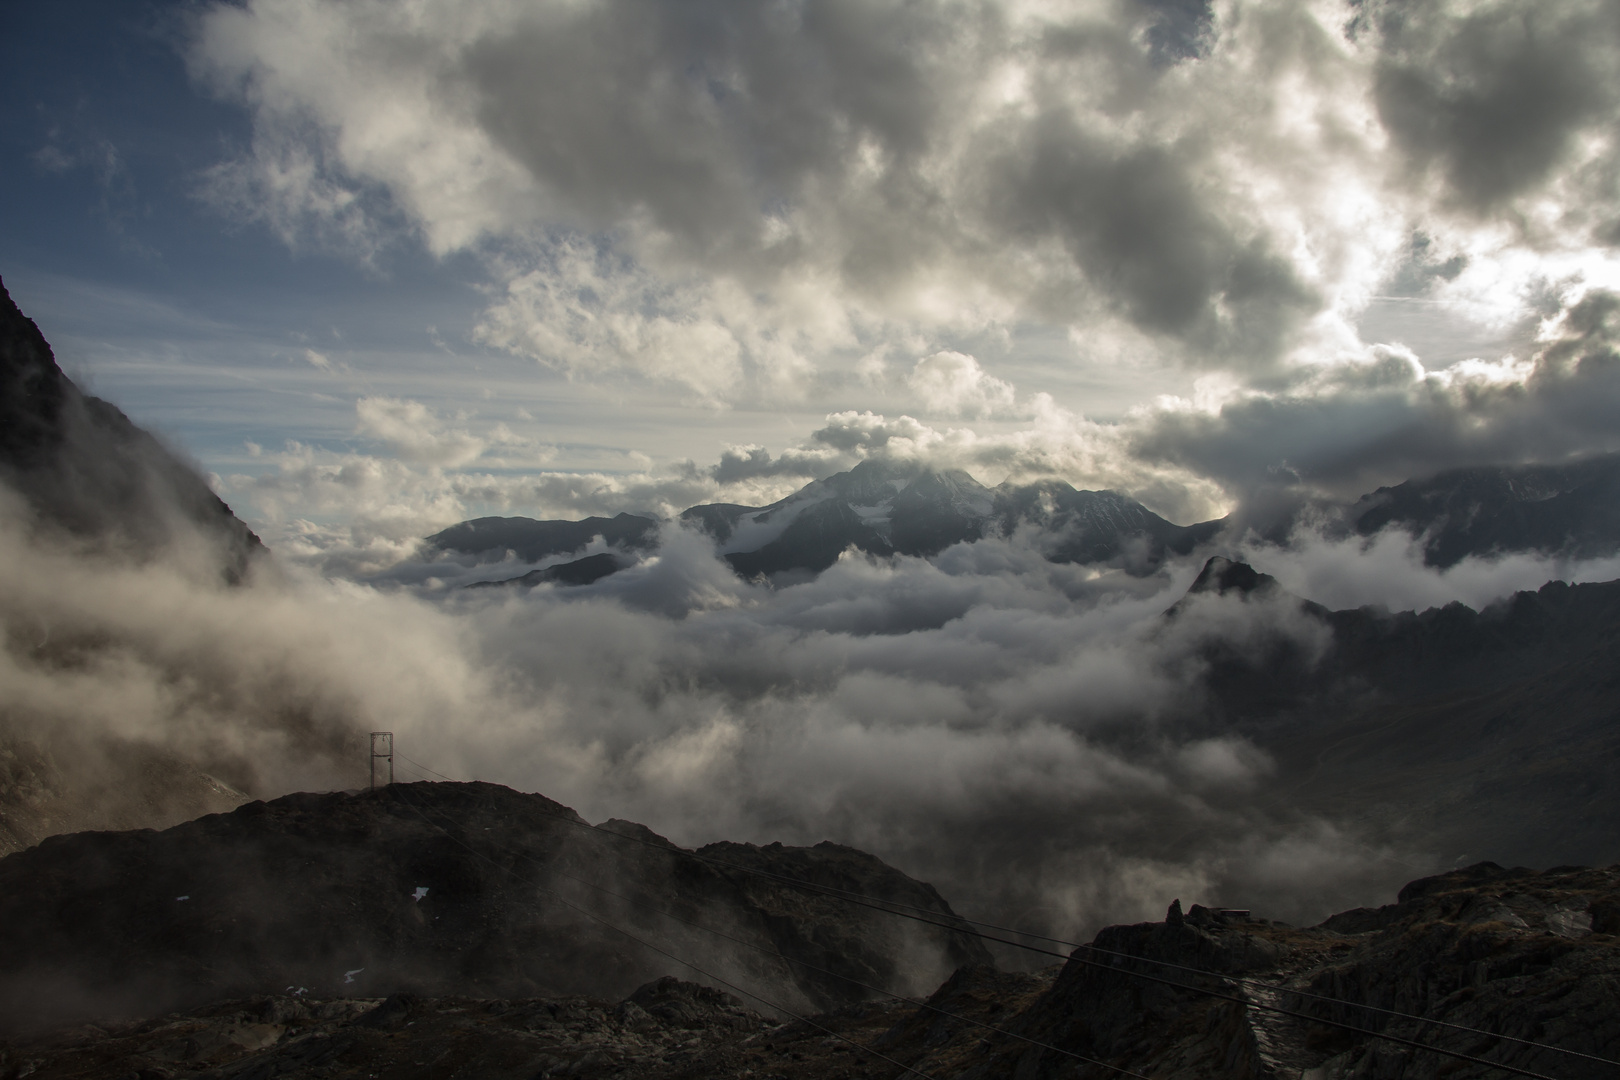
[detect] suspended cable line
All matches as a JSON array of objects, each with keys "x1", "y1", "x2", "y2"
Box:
[
  {"x1": 386, "y1": 784, "x2": 942, "y2": 1080},
  {"x1": 380, "y1": 768, "x2": 1595, "y2": 1078},
  {"x1": 391, "y1": 783, "x2": 1160, "y2": 1080}
]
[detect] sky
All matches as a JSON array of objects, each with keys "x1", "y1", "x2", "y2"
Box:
[
  {"x1": 7, "y1": 0, "x2": 1620, "y2": 566},
  {"x1": 7, "y1": 0, "x2": 1620, "y2": 942}
]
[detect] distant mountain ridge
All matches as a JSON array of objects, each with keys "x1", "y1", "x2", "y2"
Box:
[
  {"x1": 1345, "y1": 454, "x2": 1620, "y2": 566},
  {"x1": 426, "y1": 513, "x2": 659, "y2": 564},
  {"x1": 425, "y1": 459, "x2": 1224, "y2": 587},
  {"x1": 429, "y1": 452, "x2": 1620, "y2": 587},
  {"x1": 681, "y1": 458, "x2": 1224, "y2": 579}
]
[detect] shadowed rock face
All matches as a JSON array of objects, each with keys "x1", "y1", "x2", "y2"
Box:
[
  {"x1": 1163, "y1": 558, "x2": 1620, "y2": 871},
  {"x1": 5, "y1": 864, "x2": 1617, "y2": 1080},
  {"x1": 953, "y1": 863, "x2": 1620, "y2": 1080},
  {"x1": 425, "y1": 514, "x2": 660, "y2": 565},
  {"x1": 0, "y1": 279, "x2": 268, "y2": 861},
  {"x1": 0, "y1": 277, "x2": 265, "y2": 581},
  {"x1": 0, "y1": 781, "x2": 990, "y2": 1035},
  {"x1": 1349, "y1": 455, "x2": 1620, "y2": 567},
  {"x1": 465, "y1": 551, "x2": 631, "y2": 589}
]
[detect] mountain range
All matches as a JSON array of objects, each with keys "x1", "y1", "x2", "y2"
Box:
[
  {"x1": 5, "y1": 277, "x2": 1620, "y2": 1076},
  {"x1": 430, "y1": 455, "x2": 1620, "y2": 589}
]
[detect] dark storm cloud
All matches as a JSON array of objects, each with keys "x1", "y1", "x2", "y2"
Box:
[
  {"x1": 194, "y1": 0, "x2": 1372, "y2": 374},
  {"x1": 1132, "y1": 289, "x2": 1620, "y2": 499},
  {"x1": 982, "y1": 109, "x2": 1318, "y2": 365},
  {"x1": 461, "y1": 0, "x2": 979, "y2": 266},
  {"x1": 462, "y1": 0, "x2": 1315, "y2": 360},
  {"x1": 1370, "y1": 0, "x2": 1620, "y2": 217},
  {"x1": 709, "y1": 445, "x2": 845, "y2": 485}
]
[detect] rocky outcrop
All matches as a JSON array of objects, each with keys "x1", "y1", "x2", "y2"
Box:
[
  {"x1": 1162, "y1": 558, "x2": 1620, "y2": 870},
  {"x1": 5, "y1": 863, "x2": 1617, "y2": 1080},
  {"x1": 0, "y1": 276, "x2": 265, "y2": 581},
  {"x1": 0, "y1": 781, "x2": 989, "y2": 1035}
]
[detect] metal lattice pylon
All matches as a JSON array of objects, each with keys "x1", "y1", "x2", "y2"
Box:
[{"x1": 370, "y1": 731, "x2": 394, "y2": 789}]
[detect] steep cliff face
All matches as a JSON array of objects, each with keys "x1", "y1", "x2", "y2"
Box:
[
  {"x1": 0, "y1": 781, "x2": 989, "y2": 1035},
  {"x1": 0, "y1": 279, "x2": 267, "y2": 858},
  {"x1": 0, "y1": 277, "x2": 265, "y2": 581}
]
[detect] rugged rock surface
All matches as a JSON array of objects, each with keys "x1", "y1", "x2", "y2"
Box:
[
  {"x1": 1347, "y1": 455, "x2": 1620, "y2": 567},
  {"x1": 4, "y1": 864, "x2": 1616, "y2": 1080},
  {"x1": 1160, "y1": 557, "x2": 1620, "y2": 869},
  {"x1": 0, "y1": 276, "x2": 265, "y2": 580},
  {"x1": 0, "y1": 782, "x2": 989, "y2": 1035},
  {"x1": 0, "y1": 278, "x2": 264, "y2": 859}
]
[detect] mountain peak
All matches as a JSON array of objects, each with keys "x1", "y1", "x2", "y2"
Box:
[{"x1": 1185, "y1": 556, "x2": 1279, "y2": 598}]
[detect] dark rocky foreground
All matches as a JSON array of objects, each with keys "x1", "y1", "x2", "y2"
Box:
[
  {"x1": 3, "y1": 861, "x2": 1618, "y2": 1080},
  {"x1": 0, "y1": 782, "x2": 988, "y2": 1035}
]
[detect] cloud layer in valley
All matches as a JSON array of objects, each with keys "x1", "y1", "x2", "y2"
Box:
[{"x1": 13, "y1": 453, "x2": 1620, "y2": 946}]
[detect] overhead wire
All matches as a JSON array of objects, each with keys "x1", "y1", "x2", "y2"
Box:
[
  {"x1": 385, "y1": 783, "x2": 943, "y2": 1080},
  {"x1": 389, "y1": 780, "x2": 1160, "y2": 1080},
  {"x1": 516, "y1": 782, "x2": 1607, "y2": 1074},
  {"x1": 383, "y1": 765, "x2": 1592, "y2": 1078}
]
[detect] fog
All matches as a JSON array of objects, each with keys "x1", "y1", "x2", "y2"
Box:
[{"x1": 10, "y1": 479, "x2": 1617, "y2": 948}]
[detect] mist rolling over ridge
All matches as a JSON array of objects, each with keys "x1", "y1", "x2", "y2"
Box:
[
  {"x1": 6, "y1": 7, "x2": 1620, "y2": 1066},
  {"x1": 6, "y1": 272, "x2": 1620, "y2": 954}
]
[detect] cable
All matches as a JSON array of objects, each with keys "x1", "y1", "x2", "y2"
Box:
[
  {"x1": 397, "y1": 754, "x2": 457, "y2": 783},
  {"x1": 392, "y1": 783, "x2": 1158, "y2": 1080},
  {"x1": 529, "y1": 794, "x2": 1617, "y2": 1073},
  {"x1": 384, "y1": 784, "x2": 941, "y2": 1080},
  {"x1": 376, "y1": 774, "x2": 1592, "y2": 1078}
]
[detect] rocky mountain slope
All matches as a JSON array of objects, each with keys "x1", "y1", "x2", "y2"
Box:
[
  {"x1": 1168, "y1": 557, "x2": 1620, "y2": 870},
  {"x1": 0, "y1": 279, "x2": 265, "y2": 857},
  {"x1": 0, "y1": 781, "x2": 989, "y2": 1036},
  {"x1": 4, "y1": 862, "x2": 1615, "y2": 1080},
  {"x1": 1345, "y1": 455, "x2": 1620, "y2": 567},
  {"x1": 0, "y1": 277, "x2": 264, "y2": 580}
]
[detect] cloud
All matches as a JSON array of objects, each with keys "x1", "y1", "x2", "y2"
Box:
[
  {"x1": 708, "y1": 445, "x2": 847, "y2": 486},
  {"x1": 354, "y1": 397, "x2": 486, "y2": 468},
  {"x1": 1370, "y1": 0, "x2": 1620, "y2": 220},
  {"x1": 7, "y1": 486, "x2": 1419, "y2": 938},
  {"x1": 907, "y1": 351, "x2": 1017, "y2": 417},
  {"x1": 1132, "y1": 288, "x2": 1620, "y2": 499},
  {"x1": 187, "y1": 0, "x2": 1476, "y2": 392}
]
